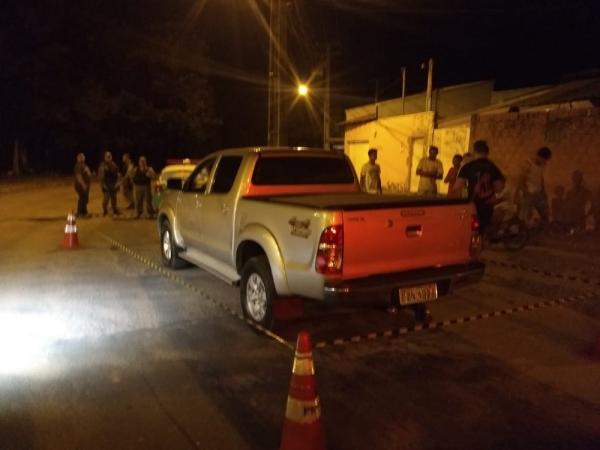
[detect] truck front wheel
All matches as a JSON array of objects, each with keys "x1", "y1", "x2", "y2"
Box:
[
  {"x1": 240, "y1": 256, "x2": 275, "y2": 330},
  {"x1": 160, "y1": 220, "x2": 187, "y2": 269}
]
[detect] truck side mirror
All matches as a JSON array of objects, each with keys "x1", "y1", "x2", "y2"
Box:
[{"x1": 166, "y1": 178, "x2": 183, "y2": 190}]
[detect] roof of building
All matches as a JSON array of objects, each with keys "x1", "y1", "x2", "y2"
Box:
[{"x1": 343, "y1": 75, "x2": 600, "y2": 127}]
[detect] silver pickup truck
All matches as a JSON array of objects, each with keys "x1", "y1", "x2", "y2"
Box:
[{"x1": 158, "y1": 147, "x2": 484, "y2": 329}]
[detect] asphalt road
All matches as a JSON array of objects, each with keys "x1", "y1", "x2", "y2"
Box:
[{"x1": 0, "y1": 180, "x2": 599, "y2": 450}]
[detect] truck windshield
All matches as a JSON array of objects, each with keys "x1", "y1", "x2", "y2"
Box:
[{"x1": 252, "y1": 156, "x2": 355, "y2": 185}]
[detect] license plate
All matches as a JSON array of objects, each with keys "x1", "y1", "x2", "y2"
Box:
[{"x1": 399, "y1": 283, "x2": 438, "y2": 305}]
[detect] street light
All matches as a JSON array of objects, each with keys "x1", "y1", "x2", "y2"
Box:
[{"x1": 297, "y1": 83, "x2": 309, "y2": 97}]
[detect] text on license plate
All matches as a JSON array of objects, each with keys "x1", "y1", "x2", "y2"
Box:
[{"x1": 399, "y1": 283, "x2": 438, "y2": 306}]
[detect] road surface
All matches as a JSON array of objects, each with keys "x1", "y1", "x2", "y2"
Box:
[{"x1": 0, "y1": 180, "x2": 599, "y2": 449}]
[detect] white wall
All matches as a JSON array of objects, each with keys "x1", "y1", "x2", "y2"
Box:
[{"x1": 344, "y1": 112, "x2": 434, "y2": 193}]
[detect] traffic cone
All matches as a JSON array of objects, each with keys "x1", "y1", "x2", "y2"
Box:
[
  {"x1": 62, "y1": 211, "x2": 79, "y2": 249},
  {"x1": 280, "y1": 331, "x2": 326, "y2": 450}
]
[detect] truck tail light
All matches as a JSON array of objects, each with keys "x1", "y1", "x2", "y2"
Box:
[
  {"x1": 315, "y1": 225, "x2": 343, "y2": 275},
  {"x1": 470, "y1": 214, "x2": 482, "y2": 258}
]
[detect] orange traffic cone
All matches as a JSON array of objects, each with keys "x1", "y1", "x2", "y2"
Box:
[
  {"x1": 62, "y1": 211, "x2": 79, "y2": 249},
  {"x1": 280, "y1": 331, "x2": 326, "y2": 450}
]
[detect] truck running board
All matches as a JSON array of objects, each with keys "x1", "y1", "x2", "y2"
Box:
[{"x1": 180, "y1": 248, "x2": 241, "y2": 286}]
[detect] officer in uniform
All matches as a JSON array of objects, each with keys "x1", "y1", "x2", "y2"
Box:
[
  {"x1": 121, "y1": 153, "x2": 135, "y2": 209},
  {"x1": 73, "y1": 152, "x2": 92, "y2": 217},
  {"x1": 98, "y1": 150, "x2": 121, "y2": 216},
  {"x1": 133, "y1": 156, "x2": 157, "y2": 218}
]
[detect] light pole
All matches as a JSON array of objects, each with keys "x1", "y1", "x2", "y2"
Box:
[
  {"x1": 267, "y1": 0, "x2": 289, "y2": 146},
  {"x1": 323, "y1": 44, "x2": 331, "y2": 151},
  {"x1": 425, "y1": 58, "x2": 434, "y2": 112}
]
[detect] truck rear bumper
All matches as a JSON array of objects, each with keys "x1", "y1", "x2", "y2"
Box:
[{"x1": 323, "y1": 261, "x2": 485, "y2": 303}]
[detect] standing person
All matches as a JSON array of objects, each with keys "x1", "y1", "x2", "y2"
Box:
[
  {"x1": 514, "y1": 147, "x2": 552, "y2": 227},
  {"x1": 461, "y1": 152, "x2": 473, "y2": 167},
  {"x1": 416, "y1": 146, "x2": 444, "y2": 195},
  {"x1": 444, "y1": 154, "x2": 463, "y2": 197},
  {"x1": 121, "y1": 153, "x2": 135, "y2": 210},
  {"x1": 133, "y1": 156, "x2": 157, "y2": 218},
  {"x1": 452, "y1": 140, "x2": 504, "y2": 233},
  {"x1": 564, "y1": 170, "x2": 593, "y2": 233},
  {"x1": 98, "y1": 150, "x2": 121, "y2": 216},
  {"x1": 360, "y1": 148, "x2": 382, "y2": 194},
  {"x1": 73, "y1": 152, "x2": 92, "y2": 218}
]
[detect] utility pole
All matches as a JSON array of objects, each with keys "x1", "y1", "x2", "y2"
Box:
[
  {"x1": 401, "y1": 66, "x2": 406, "y2": 114},
  {"x1": 323, "y1": 44, "x2": 331, "y2": 150},
  {"x1": 425, "y1": 58, "x2": 433, "y2": 112},
  {"x1": 267, "y1": 0, "x2": 283, "y2": 146}
]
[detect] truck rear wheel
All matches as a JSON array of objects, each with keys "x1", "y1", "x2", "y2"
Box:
[
  {"x1": 240, "y1": 256, "x2": 275, "y2": 330},
  {"x1": 160, "y1": 220, "x2": 187, "y2": 269}
]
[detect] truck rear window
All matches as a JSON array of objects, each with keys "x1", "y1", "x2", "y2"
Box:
[{"x1": 252, "y1": 156, "x2": 355, "y2": 185}]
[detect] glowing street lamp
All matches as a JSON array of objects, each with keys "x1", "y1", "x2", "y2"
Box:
[{"x1": 297, "y1": 83, "x2": 309, "y2": 97}]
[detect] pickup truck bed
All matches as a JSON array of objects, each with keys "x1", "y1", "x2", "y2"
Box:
[
  {"x1": 158, "y1": 147, "x2": 484, "y2": 329},
  {"x1": 245, "y1": 192, "x2": 469, "y2": 210}
]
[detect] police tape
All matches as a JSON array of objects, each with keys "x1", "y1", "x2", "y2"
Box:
[
  {"x1": 100, "y1": 233, "x2": 597, "y2": 351},
  {"x1": 482, "y1": 257, "x2": 600, "y2": 287},
  {"x1": 100, "y1": 233, "x2": 295, "y2": 351},
  {"x1": 312, "y1": 292, "x2": 597, "y2": 348}
]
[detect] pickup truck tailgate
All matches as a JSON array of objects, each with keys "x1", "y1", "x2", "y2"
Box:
[{"x1": 343, "y1": 203, "x2": 473, "y2": 279}]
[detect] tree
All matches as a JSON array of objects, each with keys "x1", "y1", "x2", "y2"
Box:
[{"x1": 0, "y1": 0, "x2": 220, "y2": 173}]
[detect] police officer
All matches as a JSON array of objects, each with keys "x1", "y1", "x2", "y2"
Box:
[
  {"x1": 73, "y1": 152, "x2": 92, "y2": 217},
  {"x1": 133, "y1": 156, "x2": 157, "y2": 218},
  {"x1": 98, "y1": 150, "x2": 121, "y2": 216},
  {"x1": 121, "y1": 153, "x2": 135, "y2": 209}
]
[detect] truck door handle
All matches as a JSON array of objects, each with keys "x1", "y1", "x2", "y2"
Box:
[
  {"x1": 221, "y1": 203, "x2": 230, "y2": 214},
  {"x1": 405, "y1": 224, "x2": 423, "y2": 237}
]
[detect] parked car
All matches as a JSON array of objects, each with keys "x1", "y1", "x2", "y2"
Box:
[
  {"x1": 158, "y1": 147, "x2": 485, "y2": 329},
  {"x1": 153, "y1": 158, "x2": 199, "y2": 209}
]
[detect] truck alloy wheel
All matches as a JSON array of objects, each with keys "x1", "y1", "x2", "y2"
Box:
[
  {"x1": 241, "y1": 256, "x2": 275, "y2": 330},
  {"x1": 160, "y1": 221, "x2": 187, "y2": 269},
  {"x1": 162, "y1": 229, "x2": 172, "y2": 261}
]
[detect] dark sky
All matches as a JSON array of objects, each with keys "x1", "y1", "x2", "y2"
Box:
[
  {"x1": 195, "y1": 0, "x2": 600, "y2": 147},
  {"x1": 2, "y1": 0, "x2": 599, "y2": 170}
]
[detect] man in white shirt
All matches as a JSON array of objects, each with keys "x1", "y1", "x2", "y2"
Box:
[
  {"x1": 360, "y1": 148, "x2": 382, "y2": 194},
  {"x1": 515, "y1": 147, "x2": 552, "y2": 225},
  {"x1": 416, "y1": 146, "x2": 444, "y2": 195}
]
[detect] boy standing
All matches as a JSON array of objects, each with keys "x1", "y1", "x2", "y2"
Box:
[
  {"x1": 444, "y1": 154, "x2": 463, "y2": 197},
  {"x1": 360, "y1": 148, "x2": 382, "y2": 194}
]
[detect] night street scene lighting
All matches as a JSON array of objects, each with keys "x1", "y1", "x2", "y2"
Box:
[{"x1": 1, "y1": 1, "x2": 600, "y2": 450}]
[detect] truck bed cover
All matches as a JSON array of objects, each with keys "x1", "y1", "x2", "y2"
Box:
[{"x1": 244, "y1": 193, "x2": 470, "y2": 211}]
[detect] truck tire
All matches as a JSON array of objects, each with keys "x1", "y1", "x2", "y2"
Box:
[
  {"x1": 160, "y1": 220, "x2": 187, "y2": 269},
  {"x1": 240, "y1": 256, "x2": 276, "y2": 330}
]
